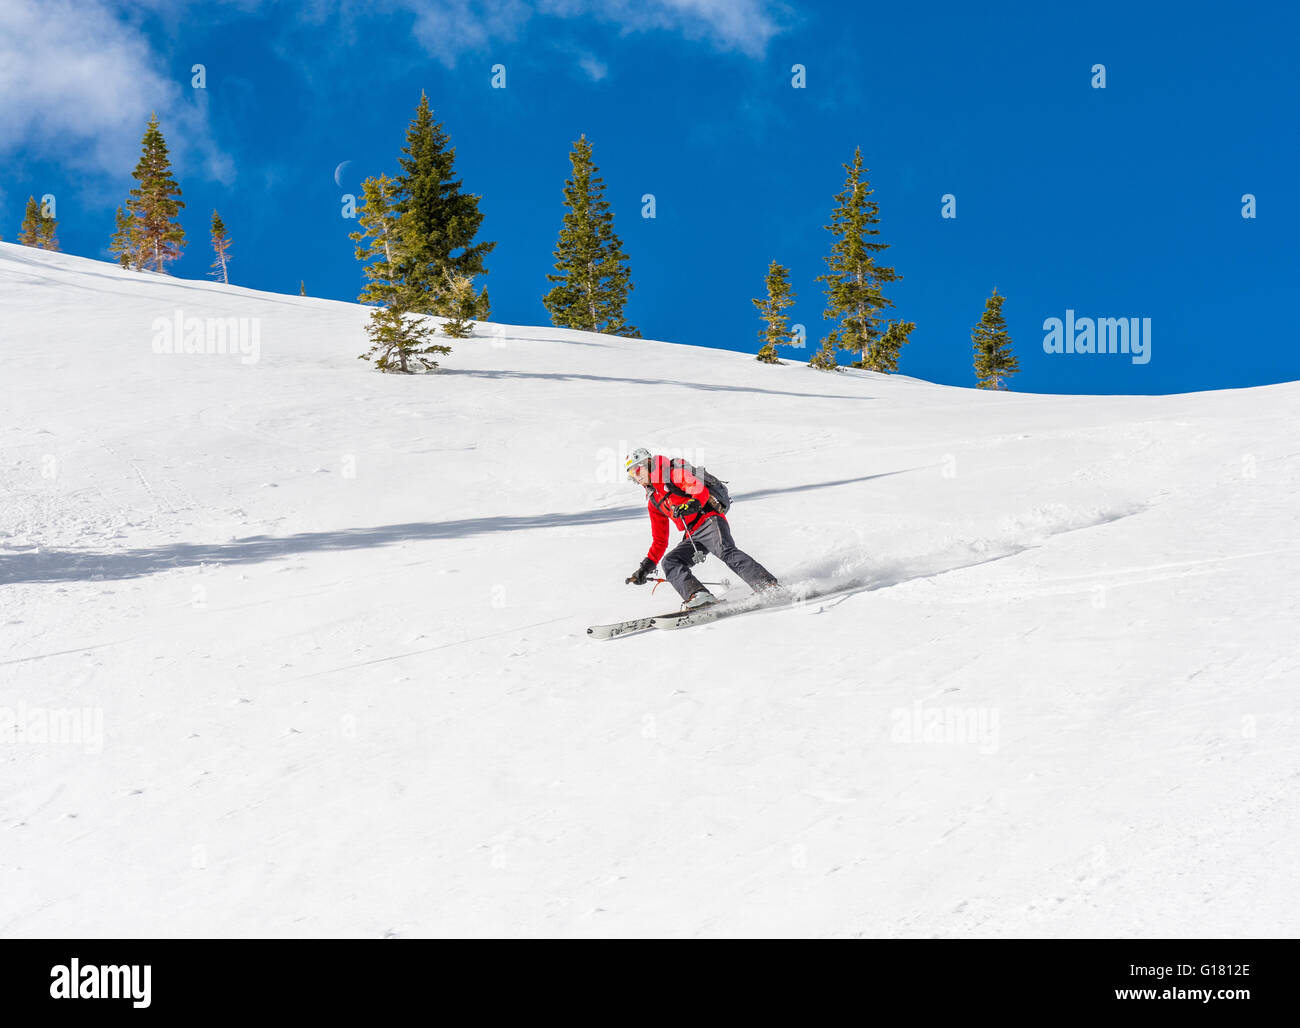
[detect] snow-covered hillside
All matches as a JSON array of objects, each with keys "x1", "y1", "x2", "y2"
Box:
[{"x1": 2, "y1": 242, "x2": 1297, "y2": 937}]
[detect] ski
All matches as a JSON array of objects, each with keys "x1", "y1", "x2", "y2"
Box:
[
  {"x1": 652, "y1": 603, "x2": 758, "y2": 631},
  {"x1": 587, "y1": 578, "x2": 733, "y2": 639},
  {"x1": 586, "y1": 615, "x2": 656, "y2": 640},
  {"x1": 586, "y1": 608, "x2": 694, "y2": 640},
  {"x1": 651, "y1": 588, "x2": 810, "y2": 630}
]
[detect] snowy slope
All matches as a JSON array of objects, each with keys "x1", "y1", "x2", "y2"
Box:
[{"x1": 2, "y1": 242, "x2": 1297, "y2": 938}]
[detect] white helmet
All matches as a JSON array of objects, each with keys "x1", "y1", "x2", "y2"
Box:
[{"x1": 624, "y1": 447, "x2": 651, "y2": 477}]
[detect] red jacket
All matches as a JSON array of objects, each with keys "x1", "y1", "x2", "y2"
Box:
[{"x1": 642, "y1": 455, "x2": 722, "y2": 564}]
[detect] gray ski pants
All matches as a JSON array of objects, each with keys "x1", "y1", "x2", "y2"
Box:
[{"x1": 660, "y1": 516, "x2": 778, "y2": 600}]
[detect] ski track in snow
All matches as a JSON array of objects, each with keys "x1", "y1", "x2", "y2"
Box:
[{"x1": 1, "y1": 243, "x2": 1298, "y2": 938}]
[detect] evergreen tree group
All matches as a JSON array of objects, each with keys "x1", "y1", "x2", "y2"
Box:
[
  {"x1": 18, "y1": 196, "x2": 59, "y2": 250},
  {"x1": 751, "y1": 146, "x2": 931, "y2": 377},
  {"x1": 353, "y1": 94, "x2": 494, "y2": 372},
  {"x1": 543, "y1": 135, "x2": 639, "y2": 337},
  {"x1": 111, "y1": 114, "x2": 186, "y2": 272},
  {"x1": 8, "y1": 98, "x2": 1030, "y2": 389},
  {"x1": 396, "y1": 94, "x2": 494, "y2": 313},
  {"x1": 814, "y1": 147, "x2": 913, "y2": 372}
]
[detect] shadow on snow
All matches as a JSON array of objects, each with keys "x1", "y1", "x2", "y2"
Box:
[{"x1": 0, "y1": 469, "x2": 920, "y2": 585}]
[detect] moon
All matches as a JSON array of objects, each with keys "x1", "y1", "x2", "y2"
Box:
[{"x1": 333, "y1": 160, "x2": 352, "y2": 188}]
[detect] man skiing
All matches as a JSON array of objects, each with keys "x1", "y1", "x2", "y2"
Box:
[{"x1": 623, "y1": 447, "x2": 780, "y2": 609}]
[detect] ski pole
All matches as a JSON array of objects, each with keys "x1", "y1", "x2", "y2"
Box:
[
  {"x1": 650, "y1": 576, "x2": 730, "y2": 595},
  {"x1": 681, "y1": 513, "x2": 705, "y2": 564}
]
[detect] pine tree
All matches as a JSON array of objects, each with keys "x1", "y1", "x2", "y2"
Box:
[
  {"x1": 872, "y1": 319, "x2": 916, "y2": 374},
  {"x1": 808, "y1": 331, "x2": 841, "y2": 371},
  {"x1": 817, "y1": 148, "x2": 909, "y2": 371},
  {"x1": 18, "y1": 196, "x2": 41, "y2": 246},
  {"x1": 353, "y1": 173, "x2": 455, "y2": 370},
  {"x1": 358, "y1": 288, "x2": 448, "y2": 373},
  {"x1": 544, "y1": 135, "x2": 639, "y2": 337},
  {"x1": 299, "y1": 281, "x2": 307, "y2": 296},
  {"x1": 753, "y1": 260, "x2": 795, "y2": 364},
  {"x1": 394, "y1": 93, "x2": 494, "y2": 312},
  {"x1": 438, "y1": 270, "x2": 484, "y2": 338},
  {"x1": 350, "y1": 174, "x2": 403, "y2": 306},
  {"x1": 209, "y1": 209, "x2": 232, "y2": 283},
  {"x1": 19, "y1": 196, "x2": 59, "y2": 250},
  {"x1": 30, "y1": 197, "x2": 59, "y2": 250},
  {"x1": 972, "y1": 288, "x2": 1019, "y2": 389},
  {"x1": 110, "y1": 205, "x2": 141, "y2": 268},
  {"x1": 126, "y1": 113, "x2": 186, "y2": 272},
  {"x1": 37, "y1": 205, "x2": 59, "y2": 251}
]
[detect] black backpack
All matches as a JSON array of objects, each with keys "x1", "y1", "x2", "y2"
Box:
[{"x1": 665, "y1": 458, "x2": 732, "y2": 514}]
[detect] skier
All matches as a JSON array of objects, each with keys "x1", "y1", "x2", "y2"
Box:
[{"x1": 623, "y1": 447, "x2": 780, "y2": 609}]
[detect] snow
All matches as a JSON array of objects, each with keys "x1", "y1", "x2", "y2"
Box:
[{"x1": 2, "y1": 241, "x2": 1297, "y2": 937}]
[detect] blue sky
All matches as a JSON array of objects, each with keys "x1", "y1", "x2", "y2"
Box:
[{"x1": 3, "y1": 0, "x2": 1296, "y2": 394}]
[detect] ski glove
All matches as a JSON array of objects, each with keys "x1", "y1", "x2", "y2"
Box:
[
  {"x1": 671, "y1": 498, "x2": 702, "y2": 517},
  {"x1": 626, "y1": 557, "x2": 657, "y2": 585}
]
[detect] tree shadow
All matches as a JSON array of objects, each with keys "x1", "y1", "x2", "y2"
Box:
[
  {"x1": 470, "y1": 333, "x2": 611, "y2": 348},
  {"x1": 441, "y1": 368, "x2": 867, "y2": 400},
  {"x1": 0, "y1": 469, "x2": 918, "y2": 585}
]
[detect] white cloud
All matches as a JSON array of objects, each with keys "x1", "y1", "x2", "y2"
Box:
[
  {"x1": 576, "y1": 51, "x2": 608, "y2": 81},
  {"x1": 545, "y1": 0, "x2": 789, "y2": 59},
  {"x1": 405, "y1": 0, "x2": 532, "y2": 67},
  {"x1": 389, "y1": 0, "x2": 788, "y2": 67},
  {"x1": 0, "y1": 0, "x2": 790, "y2": 188},
  {"x1": 0, "y1": 0, "x2": 234, "y2": 182}
]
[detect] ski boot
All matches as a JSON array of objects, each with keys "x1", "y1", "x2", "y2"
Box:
[{"x1": 682, "y1": 589, "x2": 716, "y2": 611}]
